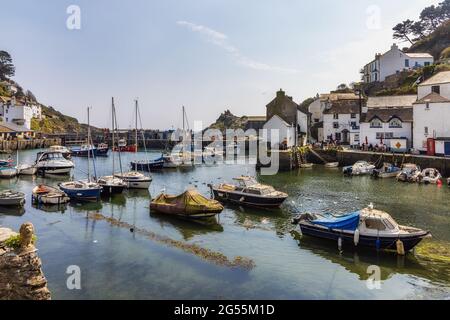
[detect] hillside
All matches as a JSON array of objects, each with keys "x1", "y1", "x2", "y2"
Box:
[
  {"x1": 31, "y1": 105, "x2": 95, "y2": 134},
  {"x1": 207, "y1": 110, "x2": 250, "y2": 132},
  {"x1": 408, "y1": 20, "x2": 450, "y2": 61}
]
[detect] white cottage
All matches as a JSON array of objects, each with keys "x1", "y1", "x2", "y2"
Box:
[
  {"x1": 360, "y1": 95, "x2": 415, "y2": 151},
  {"x1": 263, "y1": 114, "x2": 296, "y2": 148},
  {"x1": 0, "y1": 97, "x2": 33, "y2": 130},
  {"x1": 362, "y1": 44, "x2": 434, "y2": 83},
  {"x1": 322, "y1": 93, "x2": 363, "y2": 146},
  {"x1": 413, "y1": 71, "x2": 450, "y2": 156}
]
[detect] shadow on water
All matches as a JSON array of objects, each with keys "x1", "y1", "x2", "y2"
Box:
[
  {"x1": 32, "y1": 203, "x2": 68, "y2": 214},
  {"x1": 149, "y1": 211, "x2": 224, "y2": 241},
  {"x1": 69, "y1": 200, "x2": 103, "y2": 212},
  {"x1": 126, "y1": 189, "x2": 151, "y2": 199},
  {"x1": 0, "y1": 205, "x2": 26, "y2": 216},
  {"x1": 101, "y1": 193, "x2": 127, "y2": 207},
  {"x1": 291, "y1": 231, "x2": 450, "y2": 285}
]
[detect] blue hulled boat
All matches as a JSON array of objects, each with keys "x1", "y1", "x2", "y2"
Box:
[
  {"x1": 59, "y1": 181, "x2": 102, "y2": 201},
  {"x1": 130, "y1": 157, "x2": 165, "y2": 171},
  {"x1": 292, "y1": 206, "x2": 430, "y2": 252}
]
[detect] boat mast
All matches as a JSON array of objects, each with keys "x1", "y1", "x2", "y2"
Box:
[
  {"x1": 135, "y1": 99, "x2": 138, "y2": 172},
  {"x1": 87, "y1": 106, "x2": 91, "y2": 182},
  {"x1": 111, "y1": 97, "x2": 115, "y2": 175}
]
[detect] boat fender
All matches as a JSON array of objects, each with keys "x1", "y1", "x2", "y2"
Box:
[
  {"x1": 396, "y1": 239, "x2": 405, "y2": 256},
  {"x1": 375, "y1": 238, "x2": 381, "y2": 251},
  {"x1": 338, "y1": 237, "x2": 342, "y2": 251},
  {"x1": 239, "y1": 197, "x2": 245, "y2": 202},
  {"x1": 354, "y1": 229, "x2": 360, "y2": 246}
]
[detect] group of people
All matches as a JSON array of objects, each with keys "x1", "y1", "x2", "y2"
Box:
[{"x1": 360, "y1": 143, "x2": 388, "y2": 153}]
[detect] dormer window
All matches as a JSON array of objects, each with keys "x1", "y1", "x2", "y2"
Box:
[
  {"x1": 389, "y1": 118, "x2": 402, "y2": 128},
  {"x1": 370, "y1": 118, "x2": 382, "y2": 128}
]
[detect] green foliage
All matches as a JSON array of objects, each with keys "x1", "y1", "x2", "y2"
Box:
[
  {"x1": 440, "y1": 46, "x2": 450, "y2": 59},
  {"x1": 4, "y1": 234, "x2": 37, "y2": 249},
  {"x1": 0, "y1": 50, "x2": 15, "y2": 80}
]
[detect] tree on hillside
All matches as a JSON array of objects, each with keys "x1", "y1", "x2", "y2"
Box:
[
  {"x1": 26, "y1": 90, "x2": 37, "y2": 102},
  {"x1": 393, "y1": 20, "x2": 415, "y2": 44},
  {"x1": 420, "y1": 5, "x2": 444, "y2": 32},
  {"x1": 0, "y1": 51, "x2": 15, "y2": 80},
  {"x1": 440, "y1": 0, "x2": 450, "y2": 19}
]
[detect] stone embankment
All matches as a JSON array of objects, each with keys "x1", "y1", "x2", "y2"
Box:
[
  {"x1": 0, "y1": 224, "x2": 51, "y2": 300},
  {"x1": 0, "y1": 138, "x2": 62, "y2": 152}
]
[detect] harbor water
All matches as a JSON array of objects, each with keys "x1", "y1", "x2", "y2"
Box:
[{"x1": 1, "y1": 149, "x2": 450, "y2": 299}]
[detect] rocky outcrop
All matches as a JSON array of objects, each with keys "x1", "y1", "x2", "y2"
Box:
[{"x1": 0, "y1": 224, "x2": 51, "y2": 300}]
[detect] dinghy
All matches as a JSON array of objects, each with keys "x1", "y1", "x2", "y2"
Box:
[
  {"x1": 0, "y1": 190, "x2": 25, "y2": 207},
  {"x1": 397, "y1": 163, "x2": 421, "y2": 183},
  {"x1": 150, "y1": 189, "x2": 223, "y2": 219},
  {"x1": 300, "y1": 163, "x2": 314, "y2": 169},
  {"x1": 32, "y1": 185, "x2": 70, "y2": 205},
  {"x1": 372, "y1": 163, "x2": 401, "y2": 179},
  {"x1": 343, "y1": 161, "x2": 375, "y2": 176},
  {"x1": 17, "y1": 164, "x2": 37, "y2": 175},
  {"x1": 420, "y1": 168, "x2": 442, "y2": 184},
  {"x1": 292, "y1": 205, "x2": 430, "y2": 252},
  {"x1": 325, "y1": 162, "x2": 339, "y2": 168},
  {"x1": 0, "y1": 166, "x2": 17, "y2": 178}
]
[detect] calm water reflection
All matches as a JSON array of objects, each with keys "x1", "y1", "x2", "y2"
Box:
[{"x1": 0, "y1": 149, "x2": 449, "y2": 300}]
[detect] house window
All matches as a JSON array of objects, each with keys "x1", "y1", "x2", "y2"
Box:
[
  {"x1": 385, "y1": 132, "x2": 394, "y2": 139},
  {"x1": 376, "y1": 132, "x2": 385, "y2": 139},
  {"x1": 431, "y1": 86, "x2": 440, "y2": 94},
  {"x1": 351, "y1": 113, "x2": 356, "y2": 119},
  {"x1": 426, "y1": 103, "x2": 430, "y2": 110},
  {"x1": 333, "y1": 122, "x2": 339, "y2": 129},
  {"x1": 374, "y1": 73, "x2": 378, "y2": 81},
  {"x1": 405, "y1": 59, "x2": 410, "y2": 67},
  {"x1": 424, "y1": 127, "x2": 429, "y2": 136},
  {"x1": 389, "y1": 118, "x2": 402, "y2": 128},
  {"x1": 333, "y1": 113, "x2": 339, "y2": 119},
  {"x1": 354, "y1": 134, "x2": 360, "y2": 142},
  {"x1": 424, "y1": 62, "x2": 430, "y2": 66},
  {"x1": 335, "y1": 133, "x2": 341, "y2": 141},
  {"x1": 371, "y1": 118, "x2": 382, "y2": 128},
  {"x1": 351, "y1": 122, "x2": 357, "y2": 129}
]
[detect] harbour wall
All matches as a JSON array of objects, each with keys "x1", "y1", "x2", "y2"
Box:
[{"x1": 0, "y1": 138, "x2": 62, "y2": 152}]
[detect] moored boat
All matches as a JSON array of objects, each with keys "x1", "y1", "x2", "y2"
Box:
[
  {"x1": 59, "y1": 180, "x2": 103, "y2": 201},
  {"x1": 420, "y1": 168, "x2": 442, "y2": 184},
  {"x1": 0, "y1": 190, "x2": 25, "y2": 207},
  {"x1": 114, "y1": 171, "x2": 152, "y2": 189},
  {"x1": 162, "y1": 154, "x2": 179, "y2": 168},
  {"x1": 97, "y1": 176, "x2": 127, "y2": 195},
  {"x1": 396, "y1": 163, "x2": 421, "y2": 183},
  {"x1": 210, "y1": 176, "x2": 288, "y2": 208},
  {"x1": 0, "y1": 166, "x2": 17, "y2": 178},
  {"x1": 343, "y1": 161, "x2": 375, "y2": 176},
  {"x1": 113, "y1": 139, "x2": 137, "y2": 152},
  {"x1": 150, "y1": 189, "x2": 223, "y2": 219},
  {"x1": 130, "y1": 158, "x2": 165, "y2": 171},
  {"x1": 300, "y1": 163, "x2": 314, "y2": 168},
  {"x1": 32, "y1": 185, "x2": 70, "y2": 205},
  {"x1": 372, "y1": 163, "x2": 401, "y2": 179},
  {"x1": 292, "y1": 205, "x2": 430, "y2": 253},
  {"x1": 49, "y1": 145, "x2": 71, "y2": 159},
  {"x1": 35, "y1": 151, "x2": 74, "y2": 175},
  {"x1": 325, "y1": 162, "x2": 339, "y2": 168},
  {"x1": 17, "y1": 164, "x2": 37, "y2": 175}
]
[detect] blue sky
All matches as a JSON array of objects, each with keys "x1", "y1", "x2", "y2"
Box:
[{"x1": 0, "y1": 0, "x2": 440, "y2": 129}]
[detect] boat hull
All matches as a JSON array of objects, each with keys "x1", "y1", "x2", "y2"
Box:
[
  {"x1": 36, "y1": 166, "x2": 73, "y2": 175},
  {"x1": 59, "y1": 185, "x2": 102, "y2": 201},
  {"x1": 100, "y1": 184, "x2": 126, "y2": 195},
  {"x1": 130, "y1": 160, "x2": 165, "y2": 171},
  {"x1": 212, "y1": 188, "x2": 286, "y2": 208},
  {"x1": 0, "y1": 198, "x2": 25, "y2": 206},
  {"x1": 299, "y1": 223, "x2": 428, "y2": 252},
  {"x1": 18, "y1": 166, "x2": 37, "y2": 175},
  {"x1": 150, "y1": 203, "x2": 220, "y2": 219}
]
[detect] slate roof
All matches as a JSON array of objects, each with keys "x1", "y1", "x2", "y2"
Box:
[
  {"x1": 414, "y1": 92, "x2": 450, "y2": 104},
  {"x1": 323, "y1": 99, "x2": 362, "y2": 114},
  {"x1": 367, "y1": 95, "x2": 416, "y2": 108},
  {"x1": 360, "y1": 107, "x2": 413, "y2": 123},
  {"x1": 419, "y1": 71, "x2": 450, "y2": 86}
]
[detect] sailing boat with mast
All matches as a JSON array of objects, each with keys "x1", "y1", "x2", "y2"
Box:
[
  {"x1": 114, "y1": 99, "x2": 152, "y2": 189},
  {"x1": 178, "y1": 105, "x2": 194, "y2": 168},
  {"x1": 97, "y1": 98, "x2": 127, "y2": 195},
  {"x1": 59, "y1": 107, "x2": 103, "y2": 201}
]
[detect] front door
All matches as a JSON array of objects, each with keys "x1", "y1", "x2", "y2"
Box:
[
  {"x1": 341, "y1": 130, "x2": 349, "y2": 144},
  {"x1": 445, "y1": 141, "x2": 450, "y2": 157}
]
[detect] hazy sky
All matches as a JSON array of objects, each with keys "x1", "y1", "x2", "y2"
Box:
[{"x1": 0, "y1": 0, "x2": 440, "y2": 129}]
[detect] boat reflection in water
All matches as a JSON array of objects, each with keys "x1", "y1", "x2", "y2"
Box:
[
  {"x1": 0, "y1": 205, "x2": 26, "y2": 216},
  {"x1": 291, "y1": 230, "x2": 450, "y2": 285},
  {"x1": 32, "y1": 202, "x2": 68, "y2": 214}
]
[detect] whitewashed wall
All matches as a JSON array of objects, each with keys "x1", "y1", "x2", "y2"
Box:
[
  {"x1": 413, "y1": 102, "x2": 450, "y2": 152},
  {"x1": 418, "y1": 82, "x2": 450, "y2": 99},
  {"x1": 263, "y1": 115, "x2": 295, "y2": 148},
  {"x1": 360, "y1": 121, "x2": 412, "y2": 147}
]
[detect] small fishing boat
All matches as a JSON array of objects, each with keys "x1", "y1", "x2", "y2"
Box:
[
  {"x1": 150, "y1": 189, "x2": 223, "y2": 219},
  {"x1": 397, "y1": 163, "x2": 421, "y2": 183},
  {"x1": 372, "y1": 163, "x2": 401, "y2": 179},
  {"x1": 113, "y1": 139, "x2": 137, "y2": 152},
  {"x1": 49, "y1": 145, "x2": 71, "y2": 159},
  {"x1": 0, "y1": 190, "x2": 25, "y2": 207},
  {"x1": 32, "y1": 185, "x2": 70, "y2": 205},
  {"x1": 59, "y1": 181, "x2": 103, "y2": 201},
  {"x1": 210, "y1": 176, "x2": 288, "y2": 208},
  {"x1": 162, "y1": 154, "x2": 179, "y2": 168},
  {"x1": 96, "y1": 143, "x2": 109, "y2": 157},
  {"x1": 114, "y1": 171, "x2": 152, "y2": 189},
  {"x1": 300, "y1": 163, "x2": 314, "y2": 169},
  {"x1": 420, "y1": 168, "x2": 442, "y2": 184},
  {"x1": 292, "y1": 205, "x2": 430, "y2": 253},
  {"x1": 0, "y1": 166, "x2": 17, "y2": 178},
  {"x1": 97, "y1": 176, "x2": 127, "y2": 195},
  {"x1": 325, "y1": 162, "x2": 339, "y2": 168},
  {"x1": 130, "y1": 158, "x2": 165, "y2": 171},
  {"x1": 343, "y1": 161, "x2": 375, "y2": 176},
  {"x1": 35, "y1": 151, "x2": 74, "y2": 175},
  {"x1": 17, "y1": 164, "x2": 37, "y2": 175}
]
